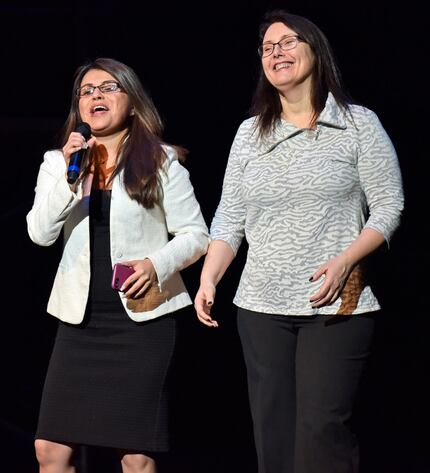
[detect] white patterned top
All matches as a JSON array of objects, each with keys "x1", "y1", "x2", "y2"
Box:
[{"x1": 211, "y1": 93, "x2": 404, "y2": 316}]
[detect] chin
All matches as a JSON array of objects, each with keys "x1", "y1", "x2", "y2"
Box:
[
  {"x1": 90, "y1": 124, "x2": 109, "y2": 133},
  {"x1": 92, "y1": 130, "x2": 110, "y2": 138}
]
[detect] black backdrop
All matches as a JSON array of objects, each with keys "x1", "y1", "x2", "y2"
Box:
[{"x1": 0, "y1": 1, "x2": 428, "y2": 472}]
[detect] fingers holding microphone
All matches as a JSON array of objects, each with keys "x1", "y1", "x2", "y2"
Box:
[
  {"x1": 62, "y1": 132, "x2": 88, "y2": 164},
  {"x1": 63, "y1": 122, "x2": 94, "y2": 186},
  {"x1": 62, "y1": 128, "x2": 94, "y2": 164}
]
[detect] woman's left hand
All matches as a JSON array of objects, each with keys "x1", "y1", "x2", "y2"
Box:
[
  {"x1": 309, "y1": 254, "x2": 353, "y2": 308},
  {"x1": 120, "y1": 259, "x2": 158, "y2": 299}
]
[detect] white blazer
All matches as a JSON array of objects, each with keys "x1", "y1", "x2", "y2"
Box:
[{"x1": 27, "y1": 146, "x2": 209, "y2": 324}]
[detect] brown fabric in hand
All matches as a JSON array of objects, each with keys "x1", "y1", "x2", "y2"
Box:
[
  {"x1": 126, "y1": 284, "x2": 170, "y2": 313},
  {"x1": 336, "y1": 264, "x2": 366, "y2": 315}
]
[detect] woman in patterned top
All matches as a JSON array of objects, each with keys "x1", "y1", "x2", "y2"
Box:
[{"x1": 195, "y1": 10, "x2": 403, "y2": 473}]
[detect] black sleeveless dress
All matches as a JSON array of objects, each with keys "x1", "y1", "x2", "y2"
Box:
[{"x1": 36, "y1": 189, "x2": 176, "y2": 451}]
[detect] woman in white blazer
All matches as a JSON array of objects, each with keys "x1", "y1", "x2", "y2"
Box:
[{"x1": 27, "y1": 58, "x2": 209, "y2": 473}]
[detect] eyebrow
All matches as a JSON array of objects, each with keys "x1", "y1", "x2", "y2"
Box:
[
  {"x1": 79, "y1": 80, "x2": 117, "y2": 87},
  {"x1": 262, "y1": 34, "x2": 297, "y2": 44}
]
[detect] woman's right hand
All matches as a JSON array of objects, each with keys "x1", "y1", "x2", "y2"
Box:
[
  {"x1": 62, "y1": 132, "x2": 96, "y2": 166},
  {"x1": 194, "y1": 282, "x2": 219, "y2": 328}
]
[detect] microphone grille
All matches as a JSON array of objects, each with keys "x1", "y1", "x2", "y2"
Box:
[{"x1": 74, "y1": 122, "x2": 91, "y2": 140}]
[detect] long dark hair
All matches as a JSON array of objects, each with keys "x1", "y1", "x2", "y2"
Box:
[
  {"x1": 251, "y1": 10, "x2": 352, "y2": 138},
  {"x1": 61, "y1": 57, "x2": 182, "y2": 208}
]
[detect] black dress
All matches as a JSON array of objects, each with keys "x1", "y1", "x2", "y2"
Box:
[{"x1": 36, "y1": 189, "x2": 176, "y2": 451}]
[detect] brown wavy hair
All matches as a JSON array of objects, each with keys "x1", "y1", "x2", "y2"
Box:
[
  {"x1": 60, "y1": 57, "x2": 184, "y2": 208},
  {"x1": 251, "y1": 10, "x2": 352, "y2": 138}
]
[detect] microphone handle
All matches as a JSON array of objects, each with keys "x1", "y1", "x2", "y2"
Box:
[
  {"x1": 67, "y1": 150, "x2": 85, "y2": 184},
  {"x1": 66, "y1": 122, "x2": 91, "y2": 185}
]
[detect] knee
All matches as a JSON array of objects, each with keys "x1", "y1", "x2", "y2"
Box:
[
  {"x1": 298, "y1": 408, "x2": 354, "y2": 448},
  {"x1": 34, "y1": 439, "x2": 73, "y2": 467},
  {"x1": 121, "y1": 453, "x2": 155, "y2": 471}
]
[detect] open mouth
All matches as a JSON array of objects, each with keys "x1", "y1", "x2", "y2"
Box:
[
  {"x1": 91, "y1": 105, "x2": 109, "y2": 114},
  {"x1": 274, "y1": 62, "x2": 293, "y2": 71}
]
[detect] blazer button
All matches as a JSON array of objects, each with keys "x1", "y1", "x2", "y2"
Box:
[{"x1": 116, "y1": 252, "x2": 123, "y2": 258}]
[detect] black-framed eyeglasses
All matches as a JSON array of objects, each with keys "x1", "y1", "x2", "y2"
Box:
[
  {"x1": 258, "y1": 35, "x2": 302, "y2": 58},
  {"x1": 76, "y1": 80, "x2": 122, "y2": 97}
]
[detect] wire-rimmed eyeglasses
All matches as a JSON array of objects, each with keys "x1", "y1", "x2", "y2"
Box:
[
  {"x1": 258, "y1": 35, "x2": 302, "y2": 58},
  {"x1": 76, "y1": 80, "x2": 122, "y2": 97}
]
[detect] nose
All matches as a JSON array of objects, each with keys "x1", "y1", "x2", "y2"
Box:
[
  {"x1": 273, "y1": 43, "x2": 284, "y2": 57},
  {"x1": 92, "y1": 86, "x2": 104, "y2": 99}
]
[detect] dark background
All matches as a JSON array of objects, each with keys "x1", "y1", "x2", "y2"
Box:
[{"x1": 0, "y1": 1, "x2": 427, "y2": 472}]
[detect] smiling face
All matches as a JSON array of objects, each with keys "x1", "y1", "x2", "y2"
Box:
[
  {"x1": 78, "y1": 69, "x2": 133, "y2": 137},
  {"x1": 261, "y1": 22, "x2": 315, "y2": 95}
]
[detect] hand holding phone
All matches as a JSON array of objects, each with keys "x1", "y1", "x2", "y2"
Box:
[{"x1": 111, "y1": 263, "x2": 136, "y2": 291}]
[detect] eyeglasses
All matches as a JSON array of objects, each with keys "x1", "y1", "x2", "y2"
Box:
[
  {"x1": 76, "y1": 80, "x2": 122, "y2": 97},
  {"x1": 258, "y1": 35, "x2": 302, "y2": 58}
]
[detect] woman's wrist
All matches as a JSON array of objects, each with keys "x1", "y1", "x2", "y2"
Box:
[{"x1": 200, "y1": 278, "x2": 216, "y2": 289}]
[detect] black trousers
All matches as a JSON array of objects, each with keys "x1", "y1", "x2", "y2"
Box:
[{"x1": 237, "y1": 308, "x2": 375, "y2": 473}]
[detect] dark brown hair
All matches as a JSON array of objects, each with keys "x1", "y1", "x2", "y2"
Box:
[
  {"x1": 251, "y1": 10, "x2": 352, "y2": 138},
  {"x1": 61, "y1": 57, "x2": 183, "y2": 208}
]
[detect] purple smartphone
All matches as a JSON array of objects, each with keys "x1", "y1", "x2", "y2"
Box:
[{"x1": 111, "y1": 263, "x2": 135, "y2": 291}]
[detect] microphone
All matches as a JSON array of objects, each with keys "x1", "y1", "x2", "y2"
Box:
[{"x1": 67, "y1": 122, "x2": 92, "y2": 184}]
